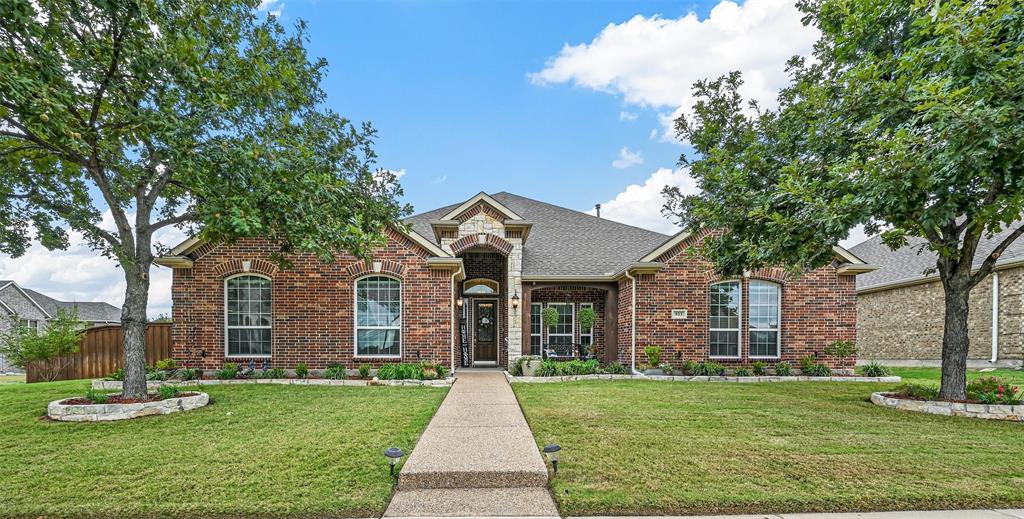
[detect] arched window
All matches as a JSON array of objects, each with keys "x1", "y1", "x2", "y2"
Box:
[
  {"x1": 709, "y1": 280, "x2": 740, "y2": 358},
  {"x1": 748, "y1": 280, "x2": 781, "y2": 358},
  {"x1": 225, "y1": 275, "x2": 272, "y2": 357},
  {"x1": 355, "y1": 276, "x2": 401, "y2": 357},
  {"x1": 463, "y1": 278, "x2": 499, "y2": 295}
]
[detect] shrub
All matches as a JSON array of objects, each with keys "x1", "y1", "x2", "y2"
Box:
[
  {"x1": 376, "y1": 363, "x2": 424, "y2": 380},
  {"x1": 967, "y1": 377, "x2": 1021, "y2": 405},
  {"x1": 804, "y1": 363, "x2": 832, "y2": 377},
  {"x1": 157, "y1": 384, "x2": 181, "y2": 400},
  {"x1": 216, "y1": 362, "x2": 239, "y2": 380},
  {"x1": 83, "y1": 387, "x2": 108, "y2": 404},
  {"x1": 578, "y1": 306, "x2": 596, "y2": 331},
  {"x1": 420, "y1": 362, "x2": 444, "y2": 380},
  {"x1": 692, "y1": 361, "x2": 725, "y2": 376},
  {"x1": 175, "y1": 367, "x2": 201, "y2": 381},
  {"x1": 358, "y1": 364, "x2": 371, "y2": 379},
  {"x1": 660, "y1": 363, "x2": 675, "y2": 375},
  {"x1": 823, "y1": 340, "x2": 857, "y2": 360},
  {"x1": 509, "y1": 356, "x2": 527, "y2": 376},
  {"x1": 858, "y1": 362, "x2": 890, "y2": 377},
  {"x1": 735, "y1": 367, "x2": 752, "y2": 377},
  {"x1": 799, "y1": 355, "x2": 816, "y2": 372},
  {"x1": 324, "y1": 364, "x2": 347, "y2": 380},
  {"x1": 774, "y1": 362, "x2": 793, "y2": 376},
  {"x1": 0, "y1": 309, "x2": 86, "y2": 382},
  {"x1": 541, "y1": 307, "x2": 560, "y2": 328},
  {"x1": 537, "y1": 359, "x2": 600, "y2": 377},
  {"x1": 105, "y1": 368, "x2": 125, "y2": 381},
  {"x1": 894, "y1": 383, "x2": 940, "y2": 400},
  {"x1": 644, "y1": 345, "x2": 663, "y2": 367},
  {"x1": 681, "y1": 360, "x2": 697, "y2": 375},
  {"x1": 602, "y1": 361, "x2": 628, "y2": 375},
  {"x1": 147, "y1": 370, "x2": 170, "y2": 381},
  {"x1": 262, "y1": 367, "x2": 287, "y2": 379},
  {"x1": 294, "y1": 363, "x2": 309, "y2": 379},
  {"x1": 155, "y1": 358, "x2": 178, "y2": 371},
  {"x1": 751, "y1": 361, "x2": 767, "y2": 376}
]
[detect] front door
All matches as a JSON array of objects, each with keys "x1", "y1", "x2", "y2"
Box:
[{"x1": 474, "y1": 300, "x2": 498, "y2": 363}]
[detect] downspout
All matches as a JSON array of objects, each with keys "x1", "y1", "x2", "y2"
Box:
[
  {"x1": 451, "y1": 264, "x2": 464, "y2": 375},
  {"x1": 625, "y1": 269, "x2": 639, "y2": 375},
  {"x1": 991, "y1": 271, "x2": 999, "y2": 364}
]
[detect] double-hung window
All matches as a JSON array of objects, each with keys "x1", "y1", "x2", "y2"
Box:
[
  {"x1": 355, "y1": 276, "x2": 401, "y2": 357},
  {"x1": 546, "y1": 303, "x2": 574, "y2": 350},
  {"x1": 529, "y1": 303, "x2": 542, "y2": 355},
  {"x1": 748, "y1": 281, "x2": 781, "y2": 358},
  {"x1": 709, "y1": 280, "x2": 741, "y2": 358},
  {"x1": 225, "y1": 275, "x2": 272, "y2": 357}
]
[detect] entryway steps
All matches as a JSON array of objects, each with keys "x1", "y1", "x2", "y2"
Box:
[{"x1": 383, "y1": 488, "x2": 559, "y2": 518}]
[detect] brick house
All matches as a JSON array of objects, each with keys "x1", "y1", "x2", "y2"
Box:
[
  {"x1": 156, "y1": 192, "x2": 873, "y2": 373},
  {"x1": 851, "y1": 230, "x2": 1024, "y2": 367}
]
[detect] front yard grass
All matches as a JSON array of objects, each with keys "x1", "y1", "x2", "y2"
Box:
[
  {"x1": 0, "y1": 380, "x2": 446, "y2": 518},
  {"x1": 514, "y1": 372, "x2": 1024, "y2": 517}
]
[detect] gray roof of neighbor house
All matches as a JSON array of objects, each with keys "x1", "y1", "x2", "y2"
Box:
[
  {"x1": 0, "y1": 280, "x2": 121, "y2": 322},
  {"x1": 850, "y1": 225, "x2": 1024, "y2": 292},
  {"x1": 406, "y1": 192, "x2": 671, "y2": 277}
]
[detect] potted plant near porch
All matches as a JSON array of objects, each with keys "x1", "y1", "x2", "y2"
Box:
[{"x1": 578, "y1": 305, "x2": 596, "y2": 357}]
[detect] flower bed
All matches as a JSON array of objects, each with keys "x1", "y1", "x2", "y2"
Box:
[
  {"x1": 870, "y1": 392, "x2": 1024, "y2": 421},
  {"x1": 93, "y1": 376, "x2": 454, "y2": 391},
  {"x1": 48, "y1": 392, "x2": 209, "y2": 422},
  {"x1": 506, "y1": 372, "x2": 900, "y2": 384}
]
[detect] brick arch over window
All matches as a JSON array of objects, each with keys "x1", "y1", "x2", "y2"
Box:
[
  {"x1": 450, "y1": 233, "x2": 514, "y2": 256},
  {"x1": 212, "y1": 258, "x2": 279, "y2": 278},
  {"x1": 344, "y1": 259, "x2": 406, "y2": 278},
  {"x1": 701, "y1": 267, "x2": 790, "y2": 285}
]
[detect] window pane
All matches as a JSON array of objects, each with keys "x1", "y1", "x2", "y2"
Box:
[
  {"x1": 710, "y1": 281, "x2": 740, "y2": 330},
  {"x1": 749, "y1": 330, "x2": 778, "y2": 357},
  {"x1": 357, "y1": 329, "x2": 400, "y2": 356},
  {"x1": 710, "y1": 330, "x2": 739, "y2": 357},
  {"x1": 748, "y1": 281, "x2": 780, "y2": 356}
]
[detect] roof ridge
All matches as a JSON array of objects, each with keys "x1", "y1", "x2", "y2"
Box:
[{"x1": 490, "y1": 191, "x2": 672, "y2": 237}]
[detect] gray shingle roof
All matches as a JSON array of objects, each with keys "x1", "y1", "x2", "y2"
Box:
[
  {"x1": 849, "y1": 225, "x2": 1024, "y2": 291},
  {"x1": 406, "y1": 192, "x2": 671, "y2": 277},
  {"x1": 19, "y1": 287, "x2": 121, "y2": 322}
]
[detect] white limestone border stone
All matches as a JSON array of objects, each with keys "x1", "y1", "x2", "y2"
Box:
[
  {"x1": 506, "y1": 372, "x2": 901, "y2": 384},
  {"x1": 871, "y1": 391, "x2": 1024, "y2": 421},
  {"x1": 48, "y1": 393, "x2": 210, "y2": 422},
  {"x1": 92, "y1": 377, "x2": 455, "y2": 390}
]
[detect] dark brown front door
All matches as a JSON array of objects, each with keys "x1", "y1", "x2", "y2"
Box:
[{"x1": 474, "y1": 300, "x2": 497, "y2": 363}]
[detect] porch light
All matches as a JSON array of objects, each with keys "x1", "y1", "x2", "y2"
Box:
[
  {"x1": 542, "y1": 444, "x2": 561, "y2": 474},
  {"x1": 384, "y1": 447, "x2": 405, "y2": 477},
  {"x1": 456, "y1": 297, "x2": 463, "y2": 308},
  {"x1": 511, "y1": 293, "x2": 520, "y2": 309}
]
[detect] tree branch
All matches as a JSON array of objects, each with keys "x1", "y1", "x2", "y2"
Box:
[
  {"x1": 150, "y1": 211, "x2": 198, "y2": 232},
  {"x1": 970, "y1": 224, "x2": 1024, "y2": 289}
]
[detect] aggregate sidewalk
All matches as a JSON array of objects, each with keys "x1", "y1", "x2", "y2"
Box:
[{"x1": 384, "y1": 370, "x2": 558, "y2": 518}]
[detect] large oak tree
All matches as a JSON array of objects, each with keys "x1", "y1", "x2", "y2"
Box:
[
  {"x1": 664, "y1": 0, "x2": 1024, "y2": 400},
  {"x1": 1, "y1": 0, "x2": 408, "y2": 397}
]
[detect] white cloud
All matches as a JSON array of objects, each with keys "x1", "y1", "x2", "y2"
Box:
[
  {"x1": 531, "y1": 0, "x2": 818, "y2": 138},
  {"x1": 589, "y1": 167, "x2": 696, "y2": 234},
  {"x1": 431, "y1": 175, "x2": 448, "y2": 185},
  {"x1": 619, "y1": 111, "x2": 638, "y2": 121},
  {"x1": 258, "y1": 0, "x2": 283, "y2": 17},
  {"x1": 611, "y1": 147, "x2": 644, "y2": 169}
]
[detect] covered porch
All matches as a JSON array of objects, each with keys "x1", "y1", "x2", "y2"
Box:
[{"x1": 519, "y1": 282, "x2": 619, "y2": 363}]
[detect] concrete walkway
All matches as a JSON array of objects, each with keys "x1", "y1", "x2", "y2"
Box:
[{"x1": 384, "y1": 370, "x2": 558, "y2": 519}]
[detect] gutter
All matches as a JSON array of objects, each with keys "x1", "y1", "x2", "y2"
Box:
[{"x1": 992, "y1": 271, "x2": 999, "y2": 364}]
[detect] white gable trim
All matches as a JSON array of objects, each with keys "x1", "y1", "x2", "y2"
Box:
[
  {"x1": 639, "y1": 231, "x2": 692, "y2": 263},
  {"x1": 439, "y1": 192, "x2": 524, "y2": 221}
]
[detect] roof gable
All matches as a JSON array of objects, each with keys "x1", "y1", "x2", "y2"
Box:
[{"x1": 439, "y1": 192, "x2": 524, "y2": 222}]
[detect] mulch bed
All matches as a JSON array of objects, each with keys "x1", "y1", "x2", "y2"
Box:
[{"x1": 62, "y1": 392, "x2": 199, "y2": 405}]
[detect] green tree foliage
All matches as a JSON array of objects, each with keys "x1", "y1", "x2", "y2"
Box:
[
  {"x1": 0, "y1": 0, "x2": 408, "y2": 397},
  {"x1": 663, "y1": 0, "x2": 1024, "y2": 400},
  {"x1": 1, "y1": 310, "x2": 87, "y2": 381}
]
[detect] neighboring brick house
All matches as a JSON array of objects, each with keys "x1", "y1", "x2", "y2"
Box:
[
  {"x1": 851, "y1": 230, "x2": 1024, "y2": 367},
  {"x1": 157, "y1": 192, "x2": 873, "y2": 373},
  {"x1": 0, "y1": 280, "x2": 121, "y2": 373}
]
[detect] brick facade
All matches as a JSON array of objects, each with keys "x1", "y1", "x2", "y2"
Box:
[
  {"x1": 170, "y1": 234, "x2": 454, "y2": 371},
  {"x1": 857, "y1": 266, "x2": 1024, "y2": 365}
]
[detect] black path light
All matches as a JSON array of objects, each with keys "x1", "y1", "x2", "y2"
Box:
[
  {"x1": 543, "y1": 444, "x2": 561, "y2": 474},
  {"x1": 384, "y1": 447, "x2": 405, "y2": 477}
]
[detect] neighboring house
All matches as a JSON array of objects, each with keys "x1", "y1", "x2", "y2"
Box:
[
  {"x1": 0, "y1": 280, "x2": 121, "y2": 373},
  {"x1": 157, "y1": 192, "x2": 873, "y2": 373},
  {"x1": 851, "y1": 229, "x2": 1024, "y2": 367}
]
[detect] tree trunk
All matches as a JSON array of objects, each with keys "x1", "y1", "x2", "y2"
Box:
[
  {"x1": 938, "y1": 280, "x2": 971, "y2": 401},
  {"x1": 121, "y1": 263, "x2": 151, "y2": 399}
]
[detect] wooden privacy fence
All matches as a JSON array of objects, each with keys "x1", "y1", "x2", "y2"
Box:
[{"x1": 26, "y1": 323, "x2": 172, "y2": 383}]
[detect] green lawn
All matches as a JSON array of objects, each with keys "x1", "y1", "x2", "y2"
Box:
[
  {"x1": 514, "y1": 368, "x2": 1024, "y2": 517},
  {"x1": 889, "y1": 366, "x2": 1024, "y2": 386},
  {"x1": 0, "y1": 380, "x2": 446, "y2": 518},
  {"x1": 0, "y1": 374, "x2": 25, "y2": 383}
]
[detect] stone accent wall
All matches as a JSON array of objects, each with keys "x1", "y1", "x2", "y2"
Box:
[
  {"x1": 170, "y1": 236, "x2": 453, "y2": 371},
  {"x1": 530, "y1": 287, "x2": 606, "y2": 359},
  {"x1": 630, "y1": 233, "x2": 857, "y2": 370},
  {"x1": 857, "y1": 266, "x2": 1024, "y2": 363}
]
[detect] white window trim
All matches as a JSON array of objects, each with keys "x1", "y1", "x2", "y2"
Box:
[
  {"x1": 579, "y1": 302, "x2": 594, "y2": 345},
  {"x1": 709, "y1": 280, "x2": 742, "y2": 360},
  {"x1": 546, "y1": 302, "x2": 574, "y2": 346},
  {"x1": 748, "y1": 280, "x2": 782, "y2": 359},
  {"x1": 529, "y1": 303, "x2": 542, "y2": 353},
  {"x1": 354, "y1": 274, "x2": 403, "y2": 359},
  {"x1": 224, "y1": 273, "x2": 273, "y2": 359},
  {"x1": 463, "y1": 278, "x2": 500, "y2": 295}
]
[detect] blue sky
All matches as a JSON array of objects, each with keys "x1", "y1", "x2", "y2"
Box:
[{"x1": 4, "y1": 0, "x2": 867, "y2": 315}]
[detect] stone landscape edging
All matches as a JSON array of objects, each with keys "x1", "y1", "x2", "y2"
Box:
[
  {"x1": 48, "y1": 392, "x2": 210, "y2": 422},
  {"x1": 506, "y1": 371, "x2": 901, "y2": 384},
  {"x1": 92, "y1": 377, "x2": 455, "y2": 391},
  {"x1": 870, "y1": 391, "x2": 1024, "y2": 421}
]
